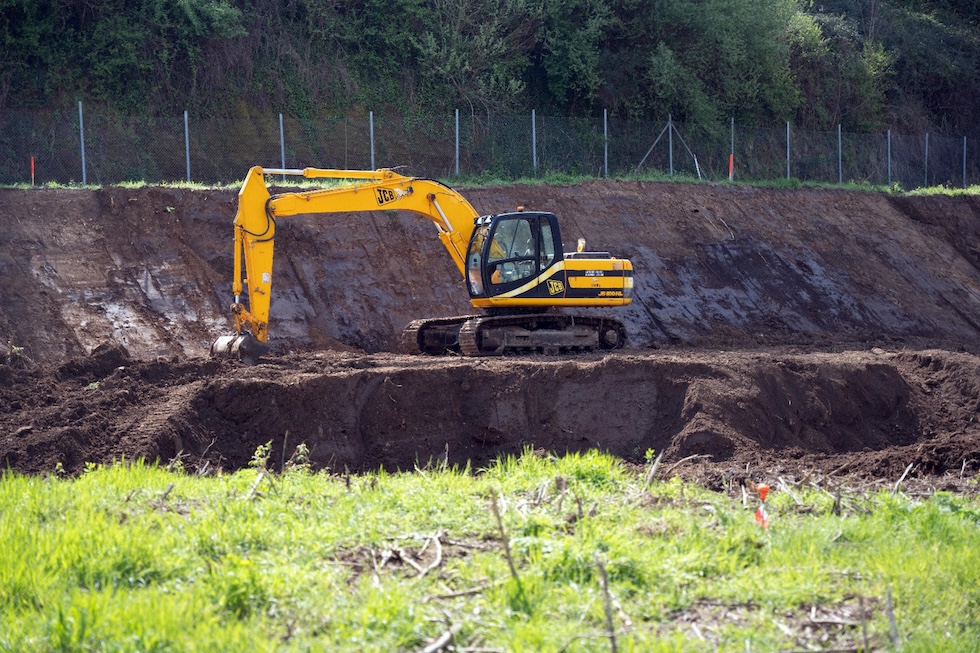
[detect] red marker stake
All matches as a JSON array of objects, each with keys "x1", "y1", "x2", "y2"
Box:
[
  {"x1": 755, "y1": 483, "x2": 770, "y2": 530},
  {"x1": 31, "y1": 156, "x2": 35, "y2": 186}
]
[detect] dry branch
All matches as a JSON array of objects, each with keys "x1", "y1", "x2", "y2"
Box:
[
  {"x1": 595, "y1": 554, "x2": 618, "y2": 653},
  {"x1": 418, "y1": 623, "x2": 461, "y2": 653},
  {"x1": 424, "y1": 581, "x2": 493, "y2": 603},
  {"x1": 893, "y1": 463, "x2": 915, "y2": 494}
]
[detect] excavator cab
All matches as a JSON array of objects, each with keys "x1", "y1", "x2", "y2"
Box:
[{"x1": 466, "y1": 211, "x2": 563, "y2": 300}]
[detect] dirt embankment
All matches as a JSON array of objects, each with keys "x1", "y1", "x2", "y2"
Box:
[{"x1": 1, "y1": 182, "x2": 979, "y2": 480}]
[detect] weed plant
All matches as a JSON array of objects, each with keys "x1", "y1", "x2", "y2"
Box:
[{"x1": 0, "y1": 451, "x2": 978, "y2": 651}]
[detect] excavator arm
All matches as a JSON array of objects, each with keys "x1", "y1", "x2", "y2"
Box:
[{"x1": 224, "y1": 166, "x2": 480, "y2": 346}]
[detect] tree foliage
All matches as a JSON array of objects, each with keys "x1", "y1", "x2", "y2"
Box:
[{"x1": 0, "y1": 0, "x2": 976, "y2": 134}]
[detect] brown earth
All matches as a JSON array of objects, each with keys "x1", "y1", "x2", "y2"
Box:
[{"x1": 1, "y1": 181, "x2": 979, "y2": 487}]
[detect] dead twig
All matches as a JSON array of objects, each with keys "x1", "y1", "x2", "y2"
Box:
[
  {"x1": 369, "y1": 547, "x2": 386, "y2": 588},
  {"x1": 442, "y1": 538, "x2": 493, "y2": 551},
  {"x1": 595, "y1": 554, "x2": 618, "y2": 653},
  {"x1": 418, "y1": 623, "x2": 461, "y2": 653},
  {"x1": 158, "y1": 482, "x2": 175, "y2": 503},
  {"x1": 644, "y1": 450, "x2": 665, "y2": 485},
  {"x1": 886, "y1": 588, "x2": 900, "y2": 647},
  {"x1": 777, "y1": 477, "x2": 803, "y2": 506},
  {"x1": 662, "y1": 453, "x2": 711, "y2": 477},
  {"x1": 246, "y1": 469, "x2": 278, "y2": 499},
  {"x1": 424, "y1": 580, "x2": 494, "y2": 603},
  {"x1": 246, "y1": 470, "x2": 266, "y2": 499},
  {"x1": 893, "y1": 463, "x2": 914, "y2": 494},
  {"x1": 859, "y1": 595, "x2": 870, "y2": 652},
  {"x1": 417, "y1": 532, "x2": 444, "y2": 578},
  {"x1": 394, "y1": 548, "x2": 425, "y2": 574},
  {"x1": 490, "y1": 490, "x2": 527, "y2": 609},
  {"x1": 280, "y1": 429, "x2": 289, "y2": 473}
]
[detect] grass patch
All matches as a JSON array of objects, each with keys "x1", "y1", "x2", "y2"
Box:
[
  {"x1": 1, "y1": 451, "x2": 979, "y2": 651},
  {"x1": 3, "y1": 174, "x2": 978, "y2": 196},
  {"x1": 907, "y1": 184, "x2": 980, "y2": 196}
]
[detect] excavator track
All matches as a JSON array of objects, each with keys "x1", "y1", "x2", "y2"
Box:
[
  {"x1": 401, "y1": 315, "x2": 480, "y2": 355},
  {"x1": 459, "y1": 313, "x2": 626, "y2": 356},
  {"x1": 402, "y1": 313, "x2": 626, "y2": 356}
]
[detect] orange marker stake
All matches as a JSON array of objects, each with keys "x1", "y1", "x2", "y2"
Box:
[{"x1": 754, "y1": 483, "x2": 770, "y2": 530}]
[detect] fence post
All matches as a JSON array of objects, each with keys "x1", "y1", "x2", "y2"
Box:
[
  {"x1": 532, "y1": 109, "x2": 537, "y2": 174},
  {"x1": 838, "y1": 124, "x2": 843, "y2": 184},
  {"x1": 78, "y1": 100, "x2": 87, "y2": 185},
  {"x1": 279, "y1": 113, "x2": 286, "y2": 181},
  {"x1": 963, "y1": 136, "x2": 967, "y2": 189},
  {"x1": 668, "y1": 115, "x2": 674, "y2": 175},
  {"x1": 786, "y1": 121, "x2": 791, "y2": 179},
  {"x1": 455, "y1": 108, "x2": 460, "y2": 176},
  {"x1": 887, "y1": 129, "x2": 892, "y2": 186},
  {"x1": 369, "y1": 111, "x2": 375, "y2": 169},
  {"x1": 729, "y1": 116, "x2": 734, "y2": 182},
  {"x1": 603, "y1": 108, "x2": 608, "y2": 179},
  {"x1": 924, "y1": 132, "x2": 929, "y2": 188},
  {"x1": 184, "y1": 110, "x2": 191, "y2": 182}
]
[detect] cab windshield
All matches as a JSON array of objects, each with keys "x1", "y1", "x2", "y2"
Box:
[{"x1": 488, "y1": 217, "x2": 537, "y2": 286}]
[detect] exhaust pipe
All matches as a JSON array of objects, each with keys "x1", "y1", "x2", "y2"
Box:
[{"x1": 210, "y1": 333, "x2": 269, "y2": 365}]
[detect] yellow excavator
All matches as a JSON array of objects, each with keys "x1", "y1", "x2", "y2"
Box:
[{"x1": 211, "y1": 166, "x2": 633, "y2": 361}]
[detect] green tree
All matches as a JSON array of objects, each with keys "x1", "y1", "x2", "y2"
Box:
[
  {"x1": 411, "y1": 0, "x2": 539, "y2": 113},
  {"x1": 787, "y1": 9, "x2": 894, "y2": 130},
  {"x1": 595, "y1": 0, "x2": 799, "y2": 123},
  {"x1": 531, "y1": 0, "x2": 612, "y2": 112}
]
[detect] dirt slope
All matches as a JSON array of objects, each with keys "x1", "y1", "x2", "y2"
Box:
[{"x1": 1, "y1": 181, "x2": 979, "y2": 481}]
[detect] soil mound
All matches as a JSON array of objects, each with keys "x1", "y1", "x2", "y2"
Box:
[{"x1": 3, "y1": 346, "x2": 979, "y2": 488}]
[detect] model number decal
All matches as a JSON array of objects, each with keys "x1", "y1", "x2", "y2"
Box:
[{"x1": 584, "y1": 270, "x2": 605, "y2": 277}]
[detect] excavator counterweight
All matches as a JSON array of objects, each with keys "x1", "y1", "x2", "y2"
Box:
[{"x1": 212, "y1": 166, "x2": 633, "y2": 361}]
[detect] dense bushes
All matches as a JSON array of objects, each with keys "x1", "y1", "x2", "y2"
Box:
[{"x1": 0, "y1": 0, "x2": 977, "y2": 134}]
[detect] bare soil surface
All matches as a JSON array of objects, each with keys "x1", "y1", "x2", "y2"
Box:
[{"x1": 2, "y1": 181, "x2": 979, "y2": 487}]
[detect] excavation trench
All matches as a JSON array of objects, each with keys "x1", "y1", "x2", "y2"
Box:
[{"x1": 2, "y1": 183, "x2": 980, "y2": 482}]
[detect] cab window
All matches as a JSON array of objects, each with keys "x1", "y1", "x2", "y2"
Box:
[
  {"x1": 488, "y1": 218, "x2": 535, "y2": 262},
  {"x1": 539, "y1": 220, "x2": 555, "y2": 269},
  {"x1": 466, "y1": 227, "x2": 488, "y2": 296},
  {"x1": 489, "y1": 217, "x2": 536, "y2": 285}
]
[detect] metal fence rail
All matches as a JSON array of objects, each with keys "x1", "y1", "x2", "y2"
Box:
[{"x1": 1, "y1": 104, "x2": 977, "y2": 189}]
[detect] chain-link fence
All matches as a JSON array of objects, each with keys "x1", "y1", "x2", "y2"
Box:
[{"x1": 1, "y1": 104, "x2": 977, "y2": 189}]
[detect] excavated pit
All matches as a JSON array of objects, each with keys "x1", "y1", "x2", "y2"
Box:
[{"x1": 2, "y1": 182, "x2": 980, "y2": 484}]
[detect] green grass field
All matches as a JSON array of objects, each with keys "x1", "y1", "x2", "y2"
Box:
[{"x1": 1, "y1": 450, "x2": 978, "y2": 651}]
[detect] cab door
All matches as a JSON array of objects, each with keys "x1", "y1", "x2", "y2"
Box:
[{"x1": 483, "y1": 212, "x2": 565, "y2": 299}]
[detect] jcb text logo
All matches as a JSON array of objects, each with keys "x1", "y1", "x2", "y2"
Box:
[
  {"x1": 375, "y1": 188, "x2": 400, "y2": 206},
  {"x1": 547, "y1": 280, "x2": 565, "y2": 295}
]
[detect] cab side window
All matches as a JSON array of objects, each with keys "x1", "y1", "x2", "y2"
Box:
[
  {"x1": 539, "y1": 220, "x2": 555, "y2": 269},
  {"x1": 466, "y1": 229, "x2": 487, "y2": 296}
]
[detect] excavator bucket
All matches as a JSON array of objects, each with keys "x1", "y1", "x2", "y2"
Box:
[{"x1": 210, "y1": 333, "x2": 269, "y2": 365}]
